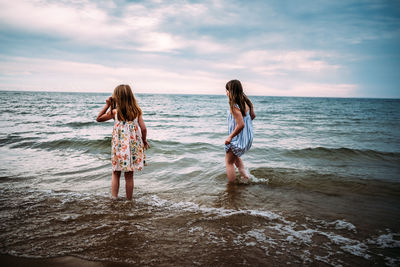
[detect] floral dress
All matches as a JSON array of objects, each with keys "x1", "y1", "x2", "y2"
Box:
[{"x1": 112, "y1": 112, "x2": 145, "y2": 171}]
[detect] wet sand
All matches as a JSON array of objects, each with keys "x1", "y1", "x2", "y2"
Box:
[{"x1": 0, "y1": 254, "x2": 131, "y2": 267}]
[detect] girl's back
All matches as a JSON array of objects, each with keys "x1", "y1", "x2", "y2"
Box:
[
  {"x1": 226, "y1": 103, "x2": 254, "y2": 157},
  {"x1": 111, "y1": 85, "x2": 145, "y2": 172},
  {"x1": 96, "y1": 84, "x2": 149, "y2": 200}
]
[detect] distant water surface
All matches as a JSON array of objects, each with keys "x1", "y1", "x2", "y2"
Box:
[{"x1": 0, "y1": 91, "x2": 399, "y2": 266}]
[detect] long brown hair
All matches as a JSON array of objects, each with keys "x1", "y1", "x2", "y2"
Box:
[
  {"x1": 225, "y1": 80, "x2": 252, "y2": 116},
  {"x1": 111, "y1": 84, "x2": 142, "y2": 121}
]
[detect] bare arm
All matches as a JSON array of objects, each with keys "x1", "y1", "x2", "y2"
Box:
[
  {"x1": 245, "y1": 98, "x2": 256, "y2": 120},
  {"x1": 249, "y1": 103, "x2": 256, "y2": 120},
  {"x1": 96, "y1": 97, "x2": 113, "y2": 122},
  {"x1": 138, "y1": 115, "x2": 150, "y2": 149},
  {"x1": 225, "y1": 106, "x2": 245, "y2": 145}
]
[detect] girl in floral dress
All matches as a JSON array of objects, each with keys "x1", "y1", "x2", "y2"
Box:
[{"x1": 97, "y1": 84, "x2": 149, "y2": 200}]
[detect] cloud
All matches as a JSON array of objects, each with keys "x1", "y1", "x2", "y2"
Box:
[
  {"x1": 242, "y1": 80, "x2": 357, "y2": 97},
  {"x1": 289, "y1": 83, "x2": 357, "y2": 97},
  {"x1": 0, "y1": 55, "x2": 357, "y2": 97},
  {"x1": 235, "y1": 50, "x2": 340, "y2": 75},
  {"x1": 0, "y1": 0, "x2": 398, "y2": 97},
  {"x1": 0, "y1": 56, "x2": 226, "y2": 94},
  {"x1": 0, "y1": 1, "x2": 113, "y2": 40},
  {"x1": 0, "y1": 0, "x2": 181, "y2": 52},
  {"x1": 0, "y1": 0, "x2": 234, "y2": 53}
]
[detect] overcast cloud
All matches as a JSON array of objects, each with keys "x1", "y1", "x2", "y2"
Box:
[{"x1": 0, "y1": 0, "x2": 399, "y2": 97}]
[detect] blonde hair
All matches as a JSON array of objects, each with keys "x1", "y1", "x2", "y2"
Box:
[
  {"x1": 111, "y1": 84, "x2": 142, "y2": 121},
  {"x1": 225, "y1": 80, "x2": 252, "y2": 116}
]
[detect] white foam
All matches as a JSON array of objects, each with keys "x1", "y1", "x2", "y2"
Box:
[
  {"x1": 248, "y1": 173, "x2": 269, "y2": 184},
  {"x1": 139, "y1": 195, "x2": 282, "y2": 222},
  {"x1": 247, "y1": 229, "x2": 267, "y2": 243},
  {"x1": 188, "y1": 226, "x2": 203, "y2": 233},
  {"x1": 245, "y1": 241, "x2": 256, "y2": 246},
  {"x1": 268, "y1": 223, "x2": 314, "y2": 244},
  {"x1": 300, "y1": 250, "x2": 313, "y2": 263},
  {"x1": 307, "y1": 218, "x2": 357, "y2": 233},
  {"x1": 374, "y1": 233, "x2": 400, "y2": 248},
  {"x1": 137, "y1": 194, "x2": 389, "y2": 263},
  {"x1": 269, "y1": 221, "x2": 371, "y2": 260},
  {"x1": 59, "y1": 214, "x2": 80, "y2": 221},
  {"x1": 282, "y1": 226, "x2": 315, "y2": 244},
  {"x1": 331, "y1": 219, "x2": 357, "y2": 232},
  {"x1": 315, "y1": 253, "x2": 343, "y2": 267},
  {"x1": 286, "y1": 236, "x2": 294, "y2": 243},
  {"x1": 320, "y1": 231, "x2": 370, "y2": 259},
  {"x1": 238, "y1": 229, "x2": 275, "y2": 256},
  {"x1": 207, "y1": 231, "x2": 225, "y2": 244},
  {"x1": 340, "y1": 243, "x2": 369, "y2": 259}
]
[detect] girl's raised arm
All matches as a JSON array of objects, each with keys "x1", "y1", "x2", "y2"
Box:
[
  {"x1": 246, "y1": 98, "x2": 256, "y2": 120},
  {"x1": 138, "y1": 115, "x2": 150, "y2": 149},
  {"x1": 96, "y1": 97, "x2": 114, "y2": 122},
  {"x1": 249, "y1": 104, "x2": 256, "y2": 120}
]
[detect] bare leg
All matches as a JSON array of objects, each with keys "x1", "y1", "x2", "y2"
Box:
[
  {"x1": 234, "y1": 157, "x2": 249, "y2": 179},
  {"x1": 225, "y1": 150, "x2": 237, "y2": 183},
  {"x1": 124, "y1": 171, "x2": 134, "y2": 200},
  {"x1": 111, "y1": 171, "x2": 121, "y2": 199}
]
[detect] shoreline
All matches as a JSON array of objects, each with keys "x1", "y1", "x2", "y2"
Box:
[{"x1": 0, "y1": 254, "x2": 131, "y2": 267}]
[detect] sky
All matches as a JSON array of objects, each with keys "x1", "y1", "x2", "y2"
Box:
[{"x1": 0, "y1": 0, "x2": 399, "y2": 98}]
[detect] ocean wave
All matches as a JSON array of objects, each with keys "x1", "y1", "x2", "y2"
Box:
[
  {"x1": 62, "y1": 121, "x2": 97, "y2": 128},
  {"x1": 0, "y1": 134, "x2": 39, "y2": 146},
  {"x1": 6, "y1": 136, "x2": 221, "y2": 156},
  {"x1": 147, "y1": 139, "x2": 220, "y2": 153},
  {"x1": 285, "y1": 147, "x2": 400, "y2": 161},
  {"x1": 10, "y1": 137, "x2": 111, "y2": 154},
  {"x1": 159, "y1": 114, "x2": 202, "y2": 118},
  {"x1": 249, "y1": 167, "x2": 400, "y2": 196}
]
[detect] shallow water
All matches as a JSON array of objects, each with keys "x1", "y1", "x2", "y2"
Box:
[{"x1": 0, "y1": 91, "x2": 399, "y2": 266}]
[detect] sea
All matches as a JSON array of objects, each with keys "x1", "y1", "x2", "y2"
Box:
[{"x1": 0, "y1": 91, "x2": 399, "y2": 266}]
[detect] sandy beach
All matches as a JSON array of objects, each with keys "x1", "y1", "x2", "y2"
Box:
[{"x1": 0, "y1": 254, "x2": 132, "y2": 267}]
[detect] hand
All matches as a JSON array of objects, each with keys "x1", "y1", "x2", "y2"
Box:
[
  {"x1": 106, "y1": 96, "x2": 112, "y2": 107},
  {"x1": 143, "y1": 140, "x2": 150, "y2": 150},
  {"x1": 225, "y1": 136, "x2": 232, "y2": 145}
]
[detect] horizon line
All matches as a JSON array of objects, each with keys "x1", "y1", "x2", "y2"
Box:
[{"x1": 0, "y1": 89, "x2": 399, "y2": 100}]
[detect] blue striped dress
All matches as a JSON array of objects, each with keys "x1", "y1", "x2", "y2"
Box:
[{"x1": 224, "y1": 104, "x2": 254, "y2": 157}]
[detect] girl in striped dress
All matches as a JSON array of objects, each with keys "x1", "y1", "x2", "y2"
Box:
[{"x1": 224, "y1": 80, "x2": 256, "y2": 183}]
